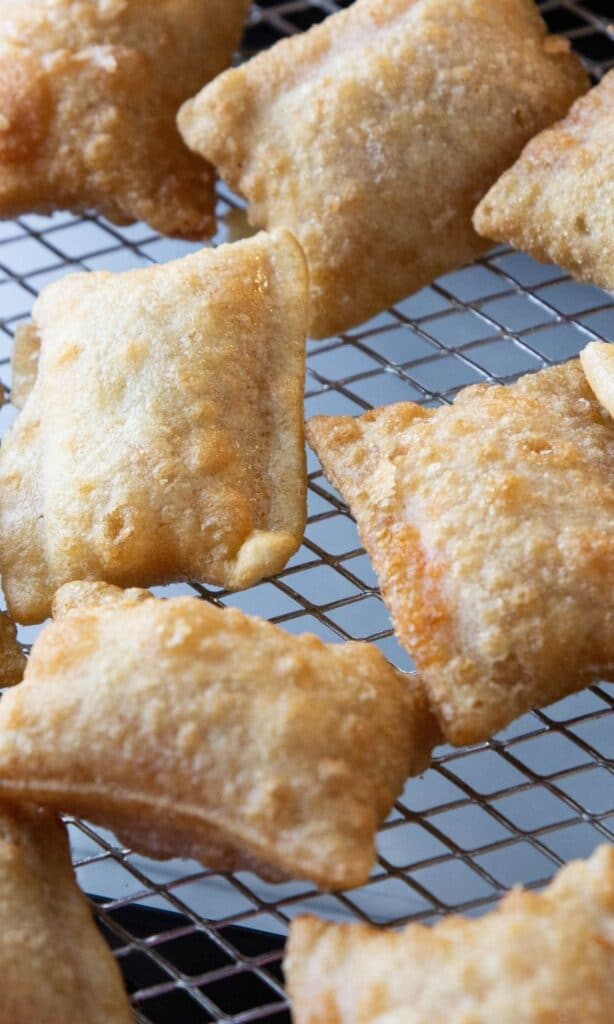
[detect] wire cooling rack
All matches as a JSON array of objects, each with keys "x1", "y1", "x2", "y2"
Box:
[{"x1": 0, "y1": 2, "x2": 612, "y2": 1022}]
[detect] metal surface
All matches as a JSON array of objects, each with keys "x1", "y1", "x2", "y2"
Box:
[{"x1": 0, "y1": 2, "x2": 612, "y2": 1022}]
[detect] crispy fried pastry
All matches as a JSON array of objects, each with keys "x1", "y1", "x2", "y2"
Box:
[
  {"x1": 178, "y1": 0, "x2": 587, "y2": 338},
  {"x1": 0, "y1": 583, "x2": 440, "y2": 890},
  {"x1": 0, "y1": 0, "x2": 251, "y2": 237},
  {"x1": 10, "y1": 323, "x2": 40, "y2": 410},
  {"x1": 0, "y1": 231, "x2": 308, "y2": 624},
  {"x1": 474, "y1": 71, "x2": 614, "y2": 291},
  {"x1": 306, "y1": 361, "x2": 614, "y2": 744},
  {"x1": 0, "y1": 612, "x2": 25, "y2": 686},
  {"x1": 581, "y1": 342, "x2": 614, "y2": 418},
  {"x1": 285, "y1": 845, "x2": 614, "y2": 1024},
  {"x1": 0, "y1": 801, "x2": 133, "y2": 1023}
]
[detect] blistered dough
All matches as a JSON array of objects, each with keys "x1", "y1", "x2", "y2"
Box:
[
  {"x1": 0, "y1": 231, "x2": 308, "y2": 623},
  {"x1": 0, "y1": 583, "x2": 440, "y2": 890},
  {"x1": 307, "y1": 361, "x2": 614, "y2": 744},
  {"x1": 179, "y1": 0, "x2": 587, "y2": 336},
  {"x1": 0, "y1": 0, "x2": 251, "y2": 236},
  {"x1": 474, "y1": 71, "x2": 614, "y2": 293},
  {"x1": 285, "y1": 846, "x2": 614, "y2": 1024}
]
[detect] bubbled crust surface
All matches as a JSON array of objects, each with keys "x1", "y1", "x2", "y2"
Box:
[
  {"x1": 285, "y1": 845, "x2": 614, "y2": 1024},
  {"x1": 0, "y1": 231, "x2": 308, "y2": 624},
  {"x1": 10, "y1": 323, "x2": 40, "y2": 411},
  {"x1": 179, "y1": 0, "x2": 587, "y2": 337},
  {"x1": 0, "y1": 802, "x2": 132, "y2": 1024},
  {"x1": 0, "y1": 586, "x2": 440, "y2": 890},
  {"x1": 0, "y1": 613, "x2": 25, "y2": 686},
  {"x1": 581, "y1": 342, "x2": 614, "y2": 419},
  {"x1": 474, "y1": 71, "x2": 614, "y2": 291},
  {"x1": 307, "y1": 361, "x2": 614, "y2": 745},
  {"x1": 0, "y1": 0, "x2": 251, "y2": 236}
]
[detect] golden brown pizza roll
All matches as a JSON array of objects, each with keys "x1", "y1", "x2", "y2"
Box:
[
  {"x1": 0, "y1": 230, "x2": 309, "y2": 625},
  {"x1": 284, "y1": 844, "x2": 614, "y2": 1024},
  {"x1": 474, "y1": 71, "x2": 613, "y2": 292},
  {"x1": 307, "y1": 360, "x2": 614, "y2": 745},
  {"x1": 581, "y1": 342, "x2": 614, "y2": 418},
  {"x1": 0, "y1": 0, "x2": 251, "y2": 237},
  {"x1": 178, "y1": 0, "x2": 587, "y2": 338},
  {"x1": 0, "y1": 801, "x2": 133, "y2": 1023},
  {"x1": 0, "y1": 583, "x2": 440, "y2": 890},
  {"x1": 0, "y1": 611, "x2": 25, "y2": 686}
]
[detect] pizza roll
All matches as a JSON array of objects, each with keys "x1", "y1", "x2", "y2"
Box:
[
  {"x1": 0, "y1": 0, "x2": 251, "y2": 237},
  {"x1": 178, "y1": 0, "x2": 587, "y2": 338},
  {"x1": 307, "y1": 361, "x2": 614, "y2": 745},
  {"x1": 0, "y1": 583, "x2": 440, "y2": 890},
  {"x1": 285, "y1": 845, "x2": 614, "y2": 1024},
  {"x1": 474, "y1": 71, "x2": 614, "y2": 292},
  {"x1": 0, "y1": 612, "x2": 25, "y2": 686},
  {"x1": 0, "y1": 230, "x2": 308, "y2": 625},
  {"x1": 0, "y1": 801, "x2": 132, "y2": 1024},
  {"x1": 581, "y1": 342, "x2": 614, "y2": 419}
]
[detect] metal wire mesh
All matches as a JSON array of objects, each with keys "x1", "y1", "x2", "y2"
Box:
[{"x1": 0, "y1": 2, "x2": 612, "y2": 1022}]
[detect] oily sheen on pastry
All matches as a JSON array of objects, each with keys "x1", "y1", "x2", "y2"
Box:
[
  {"x1": 285, "y1": 845, "x2": 614, "y2": 1024},
  {"x1": 0, "y1": 801, "x2": 132, "y2": 1024},
  {"x1": 0, "y1": 230, "x2": 308, "y2": 624},
  {"x1": 307, "y1": 361, "x2": 614, "y2": 745},
  {"x1": 179, "y1": 0, "x2": 587, "y2": 337},
  {"x1": 0, "y1": 583, "x2": 441, "y2": 891},
  {"x1": 474, "y1": 70, "x2": 614, "y2": 293},
  {"x1": 0, "y1": 0, "x2": 250, "y2": 236}
]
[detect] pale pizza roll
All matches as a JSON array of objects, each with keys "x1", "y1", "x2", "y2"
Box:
[
  {"x1": 307, "y1": 360, "x2": 614, "y2": 745},
  {"x1": 0, "y1": 583, "x2": 441, "y2": 890},
  {"x1": 581, "y1": 342, "x2": 614, "y2": 418},
  {"x1": 285, "y1": 845, "x2": 614, "y2": 1024},
  {"x1": 178, "y1": 0, "x2": 587, "y2": 338},
  {"x1": 0, "y1": 612, "x2": 25, "y2": 686},
  {"x1": 0, "y1": 801, "x2": 133, "y2": 1024},
  {"x1": 0, "y1": 230, "x2": 308, "y2": 625},
  {"x1": 0, "y1": 0, "x2": 251, "y2": 237},
  {"x1": 474, "y1": 70, "x2": 614, "y2": 292}
]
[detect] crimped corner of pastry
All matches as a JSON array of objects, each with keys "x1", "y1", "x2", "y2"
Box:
[
  {"x1": 580, "y1": 341, "x2": 614, "y2": 418},
  {"x1": 225, "y1": 528, "x2": 305, "y2": 591},
  {"x1": 306, "y1": 402, "x2": 431, "y2": 505}
]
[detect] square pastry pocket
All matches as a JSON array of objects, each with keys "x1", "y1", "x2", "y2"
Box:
[
  {"x1": 0, "y1": 0, "x2": 251, "y2": 236},
  {"x1": 0, "y1": 231, "x2": 309, "y2": 623},
  {"x1": 307, "y1": 361, "x2": 614, "y2": 744},
  {"x1": 179, "y1": 0, "x2": 587, "y2": 337},
  {"x1": 0, "y1": 583, "x2": 441, "y2": 891}
]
